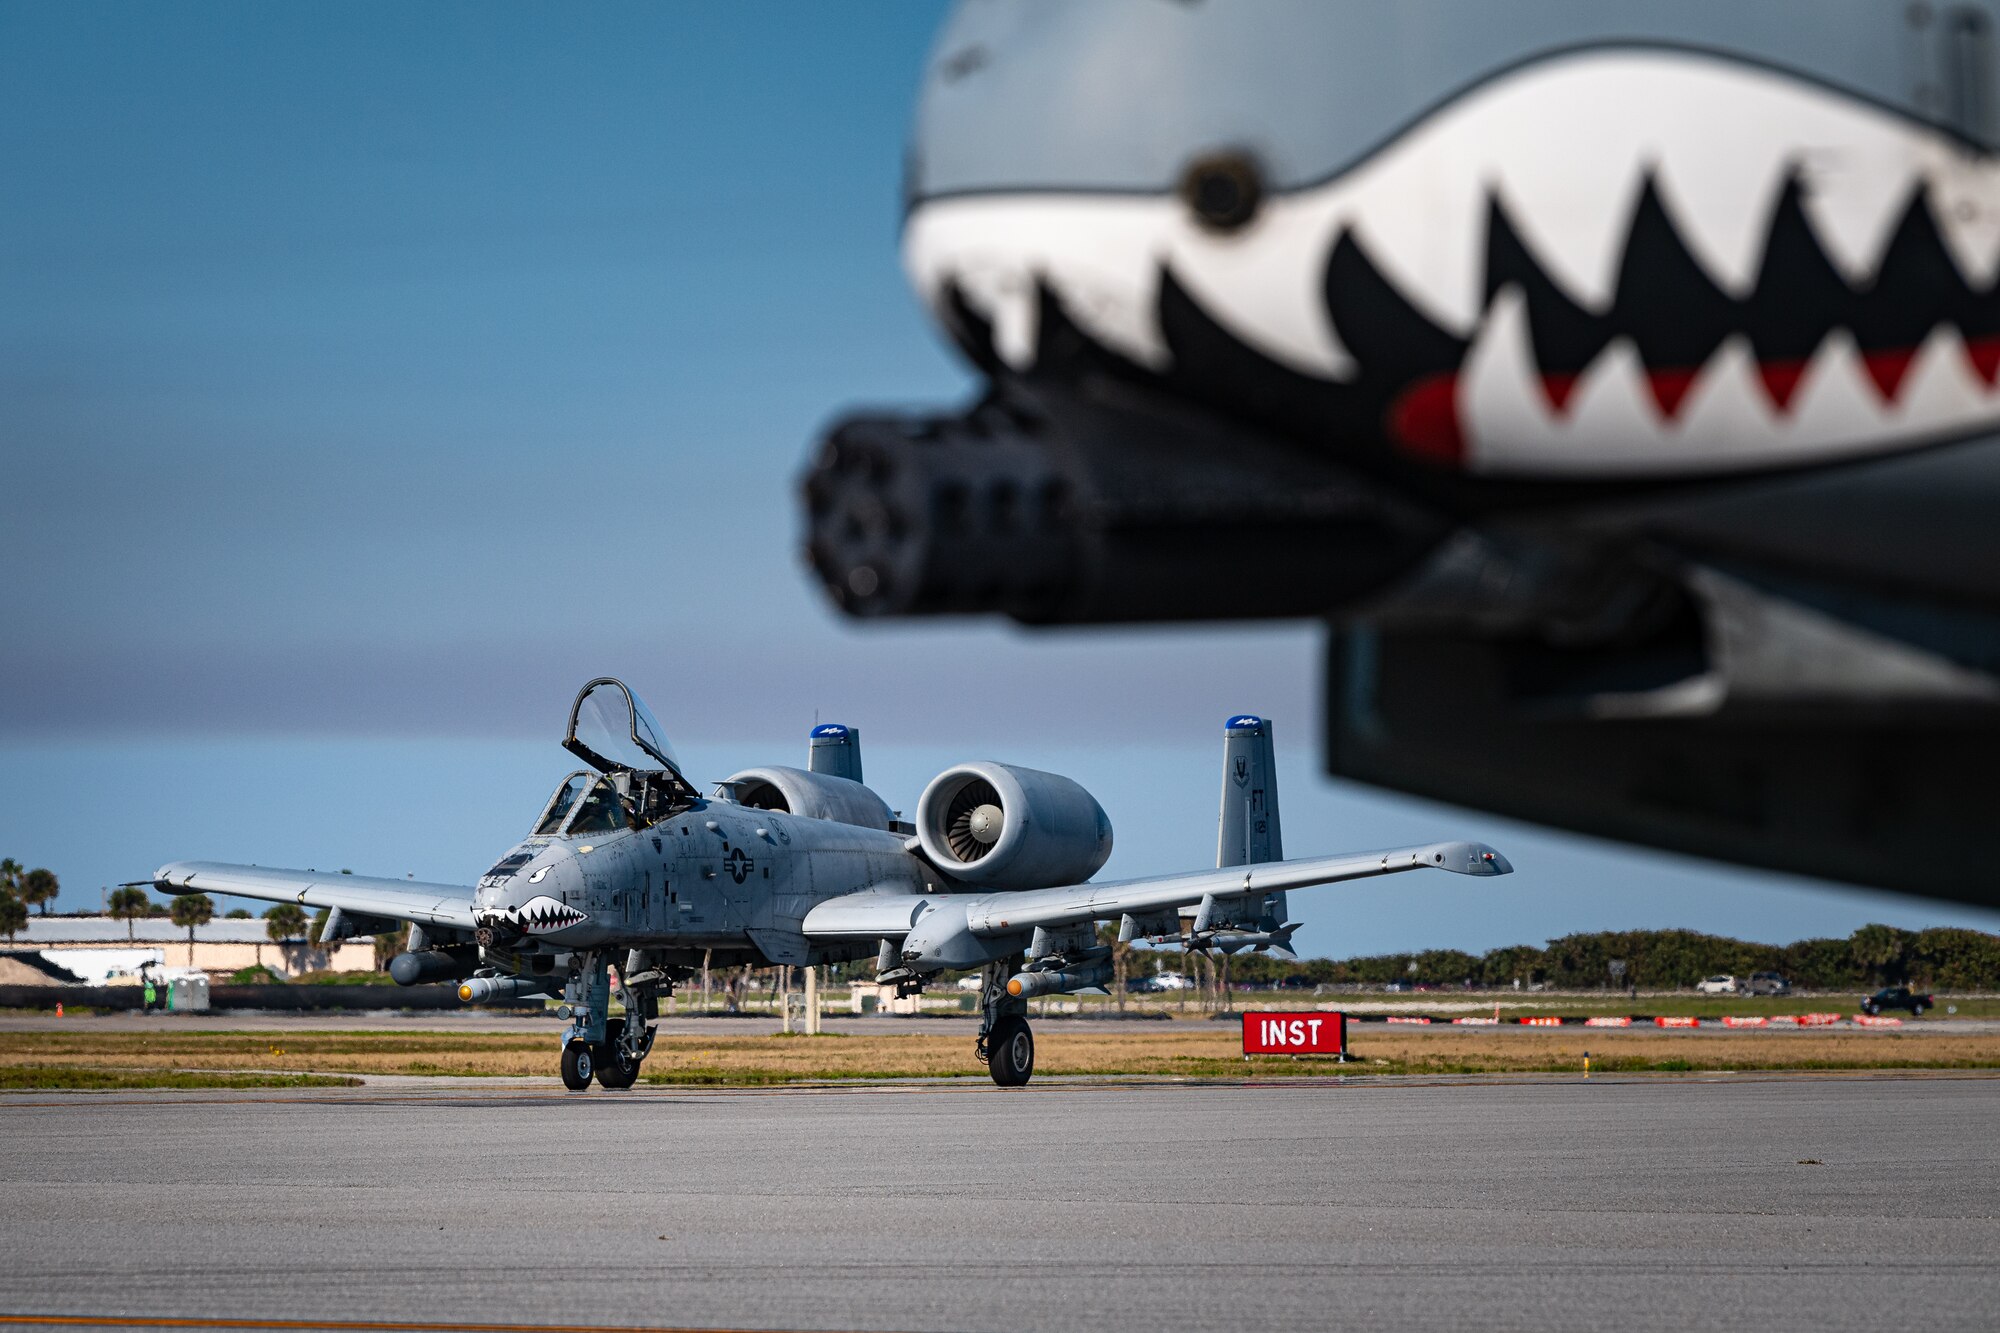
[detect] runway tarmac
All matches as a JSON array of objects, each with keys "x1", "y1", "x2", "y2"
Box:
[{"x1": 0, "y1": 1075, "x2": 1994, "y2": 1332}]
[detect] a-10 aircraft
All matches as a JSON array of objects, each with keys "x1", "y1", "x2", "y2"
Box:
[
  {"x1": 802, "y1": 0, "x2": 2000, "y2": 908},
  {"x1": 148, "y1": 678, "x2": 1511, "y2": 1089}
]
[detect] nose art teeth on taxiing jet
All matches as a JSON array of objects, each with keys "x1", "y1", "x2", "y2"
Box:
[{"x1": 515, "y1": 894, "x2": 586, "y2": 933}]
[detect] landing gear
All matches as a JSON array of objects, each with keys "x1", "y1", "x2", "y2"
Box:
[
  {"x1": 560, "y1": 1040, "x2": 594, "y2": 1091},
  {"x1": 975, "y1": 958, "x2": 1034, "y2": 1087},
  {"x1": 594, "y1": 1016, "x2": 642, "y2": 1089},
  {"x1": 986, "y1": 1013, "x2": 1034, "y2": 1086}
]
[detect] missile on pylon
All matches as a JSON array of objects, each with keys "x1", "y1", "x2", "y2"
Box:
[{"x1": 1006, "y1": 960, "x2": 1115, "y2": 999}]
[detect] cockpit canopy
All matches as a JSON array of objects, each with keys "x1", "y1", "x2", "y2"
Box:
[
  {"x1": 535, "y1": 678, "x2": 698, "y2": 836},
  {"x1": 565, "y1": 677, "x2": 682, "y2": 776}
]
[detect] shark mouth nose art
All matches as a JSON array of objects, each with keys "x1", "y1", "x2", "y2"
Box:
[
  {"x1": 905, "y1": 47, "x2": 2000, "y2": 478},
  {"x1": 511, "y1": 895, "x2": 588, "y2": 933}
]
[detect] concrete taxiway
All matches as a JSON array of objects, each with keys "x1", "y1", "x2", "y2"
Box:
[{"x1": 0, "y1": 1075, "x2": 1995, "y2": 1332}]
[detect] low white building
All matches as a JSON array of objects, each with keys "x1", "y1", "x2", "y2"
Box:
[{"x1": 13, "y1": 916, "x2": 378, "y2": 980}]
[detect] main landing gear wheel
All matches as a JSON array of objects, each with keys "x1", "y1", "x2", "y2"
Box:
[
  {"x1": 987, "y1": 1014, "x2": 1034, "y2": 1087},
  {"x1": 595, "y1": 1017, "x2": 640, "y2": 1089},
  {"x1": 560, "y1": 1040, "x2": 595, "y2": 1091}
]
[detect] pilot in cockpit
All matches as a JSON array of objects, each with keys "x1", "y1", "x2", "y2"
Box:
[{"x1": 567, "y1": 780, "x2": 631, "y2": 835}]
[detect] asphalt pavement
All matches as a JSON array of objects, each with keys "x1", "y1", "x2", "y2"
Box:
[{"x1": 0, "y1": 1073, "x2": 1994, "y2": 1332}]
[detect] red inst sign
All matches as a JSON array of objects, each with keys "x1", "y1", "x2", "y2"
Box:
[{"x1": 1242, "y1": 1011, "x2": 1347, "y2": 1056}]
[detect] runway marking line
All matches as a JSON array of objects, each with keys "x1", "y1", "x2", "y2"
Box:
[{"x1": 0, "y1": 1316, "x2": 852, "y2": 1333}]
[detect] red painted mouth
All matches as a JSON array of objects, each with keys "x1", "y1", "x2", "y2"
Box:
[{"x1": 1386, "y1": 334, "x2": 2000, "y2": 466}]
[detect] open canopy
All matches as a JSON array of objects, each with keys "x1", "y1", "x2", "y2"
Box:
[{"x1": 563, "y1": 678, "x2": 683, "y2": 776}]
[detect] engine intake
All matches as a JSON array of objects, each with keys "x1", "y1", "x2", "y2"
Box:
[
  {"x1": 915, "y1": 762, "x2": 1112, "y2": 889},
  {"x1": 723, "y1": 766, "x2": 893, "y2": 831}
]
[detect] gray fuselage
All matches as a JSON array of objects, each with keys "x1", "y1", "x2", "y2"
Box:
[{"x1": 474, "y1": 798, "x2": 928, "y2": 969}]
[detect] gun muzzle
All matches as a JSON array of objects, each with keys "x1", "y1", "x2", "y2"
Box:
[{"x1": 801, "y1": 383, "x2": 1446, "y2": 625}]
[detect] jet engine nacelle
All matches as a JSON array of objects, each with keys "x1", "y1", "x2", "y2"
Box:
[
  {"x1": 724, "y1": 765, "x2": 894, "y2": 831},
  {"x1": 915, "y1": 761, "x2": 1112, "y2": 889}
]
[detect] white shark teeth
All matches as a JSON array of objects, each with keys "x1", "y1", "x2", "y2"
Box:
[
  {"x1": 908, "y1": 47, "x2": 2000, "y2": 400},
  {"x1": 513, "y1": 895, "x2": 586, "y2": 933},
  {"x1": 1930, "y1": 169, "x2": 2000, "y2": 290},
  {"x1": 904, "y1": 197, "x2": 1171, "y2": 372},
  {"x1": 1461, "y1": 289, "x2": 2000, "y2": 475},
  {"x1": 1173, "y1": 195, "x2": 1358, "y2": 377}
]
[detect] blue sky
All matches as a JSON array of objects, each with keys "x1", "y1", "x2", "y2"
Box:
[{"x1": 4, "y1": 1, "x2": 1996, "y2": 956}]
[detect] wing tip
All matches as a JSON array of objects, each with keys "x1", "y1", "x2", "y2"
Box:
[{"x1": 1421, "y1": 841, "x2": 1513, "y2": 877}]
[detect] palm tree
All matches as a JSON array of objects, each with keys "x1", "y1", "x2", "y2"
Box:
[
  {"x1": 1850, "y1": 923, "x2": 1912, "y2": 985},
  {"x1": 107, "y1": 886, "x2": 152, "y2": 942},
  {"x1": 19, "y1": 868, "x2": 57, "y2": 916},
  {"x1": 263, "y1": 904, "x2": 307, "y2": 975},
  {"x1": 169, "y1": 893, "x2": 214, "y2": 967},
  {"x1": 0, "y1": 891, "x2": 25, "y2": 945},
  {"x1": 264, "y1": 903, "x2": 307, "y2": 943},
  {"x1": 0, "y1": 860, "x2": 21, "y2": 898}
]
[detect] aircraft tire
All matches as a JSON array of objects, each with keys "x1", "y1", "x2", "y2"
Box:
[
  {"x1": 560, "y1": 1040, "x2": 594, "y2": 1091},
  {"x1": 595, "y1": 1018, "x2": 639, "y2": 1089},
  {"x1": 987, "y1": 1015, "x2": 1034, "y2": 1087}
]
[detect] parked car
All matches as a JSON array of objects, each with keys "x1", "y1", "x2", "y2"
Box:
[
  {"x1": 1745, "y1": 971, "x2": 1790, "y2": 996},
  {"x1": 1151, "y1": 972, "x2": 1195, "y2": 991},
  {"x1": 955, "y1": 975, "x2": 984, "y2": 992},
  {"x1": 1861, "y1": 986, "x2": 1933, "y2": 1016},
  {"x1": 1695, "y1": 975, "x2": 1740, "y2": 995}
]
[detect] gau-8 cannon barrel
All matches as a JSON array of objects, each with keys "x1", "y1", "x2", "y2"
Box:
[{"x1": 801, "y1": 385, "x2": 1448, "y2": 626}]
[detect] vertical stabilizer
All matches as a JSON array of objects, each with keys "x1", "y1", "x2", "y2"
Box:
[
  {"x1": 1218, "y1": 714, "x2": 1287, "y2": 929},
  {"x1": 808, "y1": 723, "x2": 863, "y2": 783},
  {"x1": 1219, "y1": 715, "x2": 1282, "y2": 866}
]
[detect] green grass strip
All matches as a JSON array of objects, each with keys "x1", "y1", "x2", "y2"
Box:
[{"x1": 0, "y1": 1067, "x2": 362, "y2": 1090}]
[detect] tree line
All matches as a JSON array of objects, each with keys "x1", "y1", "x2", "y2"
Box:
[
  {"x1": 1214, "y1": 925, "x2": 2000, "y2": 991},
  {"x1": 0, "y1": 859, "x2": 60, "y2": 942}
]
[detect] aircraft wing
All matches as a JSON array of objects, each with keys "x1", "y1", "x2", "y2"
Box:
[
  {"x1": 795, "y1": 887, "x2": 931, "y2": 938},
  {"x1": 959, "y1": 841, "x2": 1510, "y2": 938},
  {"x1": 150, "y1": 861, "x2": 478, "y2": 930}
]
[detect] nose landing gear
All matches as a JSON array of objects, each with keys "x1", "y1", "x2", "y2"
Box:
[{"x1": 556, "y1": 950, "x2": 663, "y2": 1091}]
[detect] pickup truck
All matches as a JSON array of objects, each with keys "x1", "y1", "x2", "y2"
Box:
[{"x1": 1860, "y1": 986, "x2": 1933, "y2": 1016}]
